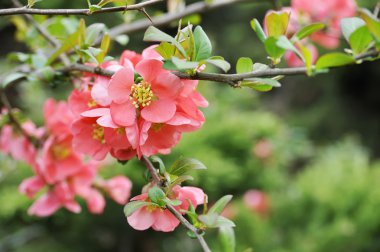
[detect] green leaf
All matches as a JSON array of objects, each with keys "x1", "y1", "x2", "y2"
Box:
[
  {"x1": 243, "y1": 78, "x2": 281, "y2": 87},
  {"x1": 31, "y1": 54, "x2": 47, "y2": 69},
  {"x1": 148, "y1": 186, "x2": 166, "y2": 204},
  {"x1": 316, "y1": 53, "x2": 355, "y2": 69},
  {"x1": 340, "y1": 17, "x2": 366, "y2": 41},
  {"x1": 198, "y1": 213, "x2": 219, "y2": 227},
  {"x1": 205, "y1": 57, "x2": 231, "y2": 72},
  {"x1": 155, "y1": 42, "x2": 176, "y2": 59},
  {"x1": 144, "y1": 26, "x2": 187, "y2": 58},
  {"x1": 219, "y1": 227, "x2": 236, "y2": 252},
  {"x1": 171, "y1": 57, "x2": 199, "y2": 70},
  {"x1": 276, "y1": 35, "x2": 304, "y2": 62},
  {"x1": 2, "y1": 73, "x2": 26, "y2": 88},
  {"x1": 292, "y1": 23, "x2": 325, "y2": 41},
  {"x1": 359, "y1": 8, "x2": 380, "y2": 39},
  {"x1": 79, "y1": 49, "x2": 99, "y2": 64},
  {"x1": 163, "y1": 198, "x2": 182, "y2": 207},
  {"x1": 85, "y1": 23, "x2": 106, "y2": 45},
  {"x1": 123, "y1": 201, "x2": 152, "y2": 217},
  {"x1": 250, "y1": 19, "x2": 267, "y2": 43},
  {"x1": 168, "y1": 157, "x2": 207, "y2": 176},
  {"x1": 150, "y1": 156, "x2": 166, "y2": 175},
  {"x1": 114, "y1": 34, "x2": 129, "y2": 46},
  {"x1": 96, "y1": 33, "x2": 111, "y2": 63},
  {"x1": 215, "y1": 216, "x2": 236, "y2": 228},
  {"x1": 209, "y1": 195, "x2": 233, "y2": 215},
  {"x1": 298, "y1": 44, "x2": 313, "y2": 75},
  {"x1": 27, "y1": 0, "x2": 42, "y2": 8},
  {"x1": 89, "y1": 4, "x2": 102, "y2": 13},
  {"x1": 264, "y1": 37, "x2": 286, "y2": 60},
  {"x1": 348, "y1": 25, "x2": 373, "y2": 54},
  {"x1": 264, "y1": 11, "x2": 290, "y2": 38},
  {"x1": 236, "y1": 57, "x2": 253, "y2": 73},
  {"x1": 193, "y1": 26, "x2": 212, "y2": 61}
]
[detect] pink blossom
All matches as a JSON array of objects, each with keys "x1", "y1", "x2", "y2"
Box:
[
  {"x1": 99, "y1": 176, "x2": 133, "y2": 204},
  {"x1": 243, "y1": 190, "x2": 270, "y2": 215},
  {"x1": 127, "y1": 185, "x2": 206, "y2": 232}
]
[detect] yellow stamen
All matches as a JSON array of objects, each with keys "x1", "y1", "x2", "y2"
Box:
[
  {"x1": 51, "y1": 144, "x2": 71, "y2": 160},
  {"x1": 151, "y1": 123, "x2": 164, "y2": 132},
  {"x1": 87, "y1": 100, "x2": 97, "y2": 108},
  {"x1": 92, "y1": 124, "x2": 105, "y2": 144},
  {"x1": 129, "y1": 80, "x2": 154, "y2": 108}
]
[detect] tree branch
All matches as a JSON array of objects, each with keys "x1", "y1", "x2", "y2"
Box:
[
  {"x1": 141, "y1": 157, "x2": 211, "y2": 252},
  {"x1": 0, "y1": 0, "x2": 163, "y2": 16}
]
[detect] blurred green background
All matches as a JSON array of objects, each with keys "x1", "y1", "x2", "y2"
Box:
[{"x1": 1, "y1": 0, "x2": 380, "y2": 251}]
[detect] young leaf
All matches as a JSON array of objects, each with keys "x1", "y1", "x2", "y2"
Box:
[
  {"x1": 316, "y1": 53, "x2": 354, "y2": 69},
  {"x1": 114, "y1": 34, "x2": 129, "y2": 46},
  {"x1": 298, "y1": 43, "x2": 313, "y2": 76},
  {"x1": 219, "y1": 227, "x2": 236, "y2": 252},
  {"x1": 193, "y1": 26, "x2": 212, "y2": 61},
  {"x1": 27, "y1": 0, "x2": 42, "y2": 8},
  {"x1": 148, "y1": 186, "x2": 166, "y2": 204},
  {"x1": 250, "y1": 19, "x2": 267, "y2": 43},
  {"x1": 150, "y1": 156, "x2": 166, "y2": 175},
  {"x1": 171, "y1": 57, "x2": 199, "y2": 70},
  {"x1": 96, "y1": 33, "x2": 111, "y2": 63},
  {"x1": 236, "y1": 57, "x2": 253, "y2": 73},
  {"x1": 2, "y1": 73, "x2": 26, "y2": 88},
  {"x1": 243, "y1": 78, "x2": 281, "y2": 87},
  {"x1": 205, "y1": 57, "x2": 231, "y2": 72},
  {"x1": 292, "y1": 23, "x2": 325, "y2": 41},
  {"x1": 144, "y1": 26, "x2": 187, "y2": 58},
  {"x1": 340, "y1": 17, "x2": 366, "y2": 41},
  {"x1": 348, "y1": 25, "x2": 373, "y2": 54},
  {"x1": 208, "y1": 195, "x2": 233, "y2": 215},
  {"x1": 358, "y1": 8, "x2": 380, "y2": 39},
  {"x1": 155, "y1": 42, "x2": 176, "y2": 59},
  {"x1": 89, "y1": 4, "x2": 102, "y2": 13},
  {"x1": 168, "y1": 157, "x2": 207, "y2": 176},
  {"x1": 198, "y1": 213, "x2": 219, "y2": 227},
  {"x1": 264, "y1": 11, "x2": 290, "y2": 38},
  {"x1": 264, "y1": 37, "x2": 286, "y2": 60},
  {"x1": 85, "y1": 23, "x2": 106, "y2": 46},
  {"x1": 276, "y1": 35, "x2": 304, "y2": 62},
  {"x1": 124, "y1": 201, "x2": 152, "y2": 217}
]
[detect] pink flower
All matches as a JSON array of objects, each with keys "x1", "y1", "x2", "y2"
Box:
[
  {"x1": 127, "y1": 185, "x2": 206, "y2": 232},
  {"x1": 243, "y1": 190, "x2": 270, "y2": 215},
  {"x1": 99, "y1": 176, "x2": 133, "y2": 204}
]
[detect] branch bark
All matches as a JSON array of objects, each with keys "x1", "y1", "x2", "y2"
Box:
[
  {"x1": 141, "y1": 157, "x2": 212, "y2": 252},
  {"x1": 0, "y1": 0, "x2": 162, "y2": 16}
]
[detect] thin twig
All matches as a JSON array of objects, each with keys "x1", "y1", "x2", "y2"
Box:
[
  {"x1": 141, "y1": 157, "x2": 211, "y2": 252},
  {"x1": 142, "y1": 156, "x2": 161, "y2": 184},
  {"x1": 374, "y1": 1, "x2": 380, "y2": 17},
  {"x1": 0, "y1": 0, "x2": 162, "y2": 16}
]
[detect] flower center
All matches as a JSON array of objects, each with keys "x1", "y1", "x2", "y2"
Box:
[
  {"x1": 92, "y1": 124, "x2": 105, "y2": 144},
  {"x1": 87, "y1": 99, "x2": 97, "y2": 108},
  {"x1": 51, "y1": 144, "x2": 71, "y2": 160},
  {"x1": 129, "y1": 80, "x2": 154, "y2": 108}
]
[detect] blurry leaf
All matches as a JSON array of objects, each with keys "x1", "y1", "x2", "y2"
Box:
[
  {"x1": 31, "y1": 54, "x2": 47, "y2": 69},
  {"x1": 2, "y1": 73, "x2": 26, "y2": 88},
  {"x1": 85, "y1": 23, "x2": 106, "y2": 45},
  {"x1": 205, "y1": 56, "x2": 231, "y2": 72},
  {"x1": 215, "y1": 216, "x2": 236, "y2": 228},
  {"x1": 115, "y1": 34, "x2": 129, "y2": 46},
  {"x1": 243, "y1": 78, "x2": 281, "y2": 87},
  {"x1": 199, "y1": 213, "x2": 218, "y2": 226},
  {"x1": 96, "y1": 33, "x2": 111, "y2": 63},
  {"x1": 80, "y1": 49, "x2": 99, "y2": 64},
  {"x1": 265, "y1": 11, "x2": 290, "y2": 38},
  {"x1": 156, "y1": 42, "x2": 176, "y2": 59},
  {"x1": 144, "y1": 26, "x2": 187, "y2": 58},
  {"x1": 182, "y1": 14, "x2": 202, "y2": 25},
  {"x1": 27, "y1": 0, "x2": 42, "y2": 8},
  {"x1": 292, "y1": 23, "x2": 325, "y2": 41},
  {"x1": 359, "y1": 8, "x2": 380, "y2": 39},
  {"x1": 163, "y1": 59, "x2": 180, "y2": 70},
  {"x1": 163, "y1": 198, "x2": 182, "y2": 206},
  {"x1": 89, "y1": 4, "x2": 102, "y2": 13},
  {"x1": 209, "y1": 195, "x2": 233, "y2": 215},
  {"x1": 37, "y1": 67, "x2": 55, "y2": 81},
  {"x1": 341, "y1": 17, "x2": 366, "y2": 41},
  {"x1": 250, "y1": 19, "x2": 266, "y2": 43},
  {"x1": 316, "y1": 53, "x2": 354, "y2": 69},
  {"x1": 298, "y1": 43, "x2": 313, "y2": 75},
  {"x1": 264, "y1": 37, "x2": 286, "y2": 60},
  {"x1": 151, "y1": 156, "x2": 166, "y2": 175},
  {"x1": 252, "y1": 62, "x2": 270, "y2": 71},
  {"x1": 97, "y1": 0, "x2": 126, "y2": 7},
  {"x1": 276, "y1": 35, "x2": 304, "y2": 61},
  {"x1": 171, "y1": 57, "x2": 199, "y2": 70},
  {"x1": 168, "y1": 157, "x2": 207, "y2": 176},
  {"x1": 236, "y1": 57, "x2": 253, "y2": 73},
  {"x1": 348, "y1": 26, "x2": 373, "y2": 54},
  {"x1": 7, "y1": 52, "x2": 30, "y2": 63},
  {"x1": 219, "y1": 227, "x2": 236, "y2": 252},
  {"x1": 148, "y1": 186, "x2": 166, "y2": 204},
  {"x1": 193, "y1": 26, "x2": 212, "y2": 61},
  {"x1": 123, "y1": 201, "x2": 152, "y2": 217}
]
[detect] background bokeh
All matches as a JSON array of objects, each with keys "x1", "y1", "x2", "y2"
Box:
[{"x1": 1, "y1": 0, "x2": 380, "y2": 251}]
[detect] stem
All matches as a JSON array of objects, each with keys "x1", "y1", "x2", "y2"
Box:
[
  {"x1": 0, "y1": 0, "x2": 162, "y2": 16},
  {"x1": 141, "y1": 157, "x2": 212, "y2": 252}
]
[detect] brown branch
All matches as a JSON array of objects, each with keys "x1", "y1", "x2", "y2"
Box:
[
  {"x1": 0, "y1": 0, "x2": 163, "y2": 16},
  {"x1": 100, "y1": 0, "x2": 255, "y2": 45},
  {"x1": 141, "y1": 157, "x2": 211, "y2": 252}
]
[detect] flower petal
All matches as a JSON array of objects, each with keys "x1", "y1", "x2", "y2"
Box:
[
  {"x1": 127, "y1": 207, "x2": 156, "y2": 231},
  {"x1": 141, "y1": 99, "x2": 176, "y2": 123},
  {"x1": 108, "y1": 67, "x2": 134, "y2": 104},
  {"x1": 110, "y1": 102, "x2": 136, "y2": 126}
]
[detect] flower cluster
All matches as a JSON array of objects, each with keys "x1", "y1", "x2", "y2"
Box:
[
  {"x1": 70, "y1": 46, "x2": 208, "y2": 161},
  {"x1": 17, "y1": 99, "x2": 132, "y2": 216}
]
